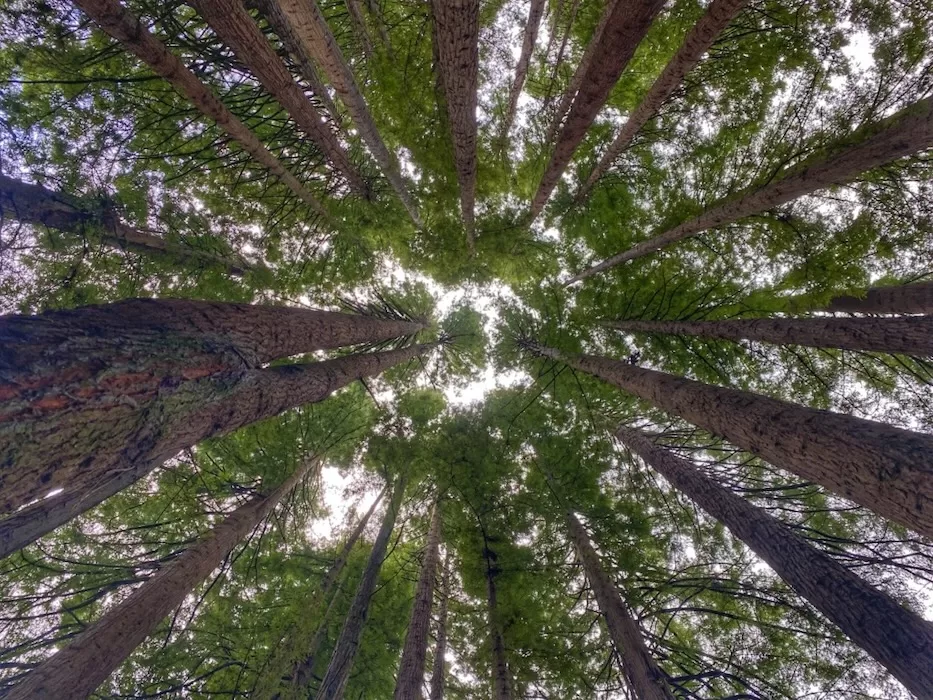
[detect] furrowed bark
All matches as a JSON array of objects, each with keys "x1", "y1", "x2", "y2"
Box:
[
  {"x1": 530, "y1": 0, "x2": 665, "y2": 221},
  {"x1": 500, "y1": 0, "x2": 547, "y2": 142},
  {"x1": 317, "y1": 475, "x2": 407, "y2": 700},
  {"x1": 576, "y1": 0, "x2": 750, "y2": 200},
  {"x1": 567, "y1": 96, "x2": 933, "y2": 283},
  {"x1": 529, "y1": 342, "x2": 933, "y2": 538},
  {"x1": 618, "y1": 426, "x2": 933, "y2": 698},
  {"x1": 394, "y1": 502, "x2": 443, "y2": 699},
  {"x1": 431, "y1": 0, "x2": 480, "y2": 249},
  {"x1": 268, "y1": 0, "x2": 422, "y2": 226},
  {"x1": 566, "y1": 511, "x2": 674, "y2": 700},
  {"x1": 70, "y1": 0, "x2": 327, "y2": 215},
  {"x1": 604, "y1": 315, "x2": 933, "y2": 356},
  {"x1": 484, "y1": 541, "x2": 512, "y2": 699},
  {"x1": 190, "y1": 0, "x2": 368, "y2": 195},
  {"x1": 5, "y1": 456, "x2": 323, "y2": 700},
  {"x1": 819, "y1": 281, "x2": 933, "y2": 315},
  {"x1": 429, "y1": 551, "x2": 450, "y2": 700}
]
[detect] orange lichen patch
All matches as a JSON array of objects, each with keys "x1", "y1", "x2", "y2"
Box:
[{"x1": 33, "y1": 395, "x2": 71, "y2": 411}]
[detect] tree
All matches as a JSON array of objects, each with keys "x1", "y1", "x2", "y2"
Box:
[
  {"x1": 816, "y1": 280, "x2": 933, "y2": 315},
  {"x1": 483, "y1": 534, "x2": 512, "y2": 700},
  {"x1": 429, "y1": 551, "x2": 450, "y2": 700},
  {"x1": 499, "y1": 0, "x2": 546, "y2": 143}
]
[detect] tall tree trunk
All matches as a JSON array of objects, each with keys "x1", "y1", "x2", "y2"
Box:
[
  {"x1": 345, "y1": 0, "x2": 376, "y2": 58},
  {"x1": 5, "y1": 456, "x2": 323, "y2": 700},
  {"x1": 500, "y1": 0, "x2": 547, "y2": 142},
  {"x1": 527, "y1": 342, "x2": 933, "y2": 538},
  {"x1": 71, "y1": 0, "x2": 326, "y2": 215},
  {"x1": 818, "y1": 280, "x2": 933, "y2": 315},
  {"x1": 431, "y1": 0, "x2": 480, "y2": 249},
  {"x1": 266, "y1": 0, "x2": 422, "y2": 227},
  {"x1": 0, "y1": 175, "x2": 252, "y2": 275},
  {"x1": 530, "y1": 0, "x2": 665, "y2": 221},
  {"x1": 617, "y1": 426, "x2": 933, "y2": 698},
  {"x1": 395, "y1": 502, "x2": 443, "y2": 699},
  {"x1": 429, "y1": 551, "x2": 450, "y2": 700},
  {"x1": 567, "y1": 96, "x2": 933, "y2": 283},
  {"x1": 0, "y1": 337, "x2": 433, "y2": 541},
  {"x1": 317, "y1": 475, "x2": 408, "y2": 699},
  {"x1": 484, "y1": 541, "x2": 512, "y2": 700},
  {"x1": 190, "y1": 0, "x2": 368, "y2": 196},
  {"x1": 565, "y1": 511, "x2": 674, "y2": 700},
  {"x1": 576, "y1": 0, "x2": 749, "y2": 200},
  {"x1": 604, "y1": 315, "x2": 933, "y2": 356}
]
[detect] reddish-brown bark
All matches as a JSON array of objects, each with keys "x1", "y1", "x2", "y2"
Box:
[
  {"x1": 429, "y1": 551, "x2": 450, "y2": 700},
  {"x1": 819, "y1": 280, "x2": 933, "y2": 315}
]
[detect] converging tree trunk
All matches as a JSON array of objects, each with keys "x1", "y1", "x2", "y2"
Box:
[
  {"x1": 265, "y1": 0, "x2": 421, "y2": 226},
  {"x1": 526, "y1": 342, "x2": 933, "y2": 539},
  {"x1": 484, "y1": 539, "x2": 512, "y2": 700},
  {"x1": 429, "y1": 551, "x2": 450, "y2": 700},
  {"x1": 5, "y1": 456, "x2": 324, "y2": 700},
  {"x1": 567, "y1": 96, "x2": 933, "y2": 283},
  {"x1": 345, "y1": 0, "x2": 376, "y2": 58},
  {"x1": 818, "y1": 280, "x2": 933, "y2": 315},
  {"x1": 566, "y1": 511, "x2": 674, "y2": 700},
  {"x1": 604, "y1": 315, "x2": 933, "y2": 356},
  {"x1": 317, "y1": 475, "x2": 408, "y2": 700},
  {"x1": 617, "y1": 426, "x2": 933, "y2": 697},
  {"x1": 529, "y1": 0, "x2": 666, "y2": 221},
  {"x1": 431, "y1": 0, "x2": 480, "y2": 249},
  {"x1": 190, "y1": 0, "x2": 368, "y2": 196},
  {"x1": 71, "y1": 0, "x2": 326, "y2": 215},
  {"x1": 576, "y1": 0, "x2": 749, "y2": 200},
  {"x1": 500, "y1": 0, "x2": 546, "y2": 142},
  {"x1": 395, "y1": 502, "x2": 443, "y2": 699}
]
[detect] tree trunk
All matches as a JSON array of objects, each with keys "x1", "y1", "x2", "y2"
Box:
[
  {"x1": 71, "y1": 0, "x2": 326, "y2": 215},
  {"x1": 604, "y1": 315, "x2": 933, "y2": 356},
  {"x1": 542, "y1": 0, "x2": 581, "y2": 112},
  {"x1": 500, "y1": 0, "x2": 546, "y2": 141},
  {"x1": 484, "y1": 543, "x2": 512, "y2": 700},
  {"x1": 819, "y1": 281, "x2": 933, "y2": 315},
  {"x1": 5, "y1": 456, "x2": 323, "y2": 700},
  {"x1": 0, "y1": 336, "x2": 432, "y2": 538},
  {"x1": 530, "y1": 0, "x2": 665, "y2": 221},
  {"x1": 190, "y1": 0, "x2": 368, "y2": 196},
  {"x1": 565, "y1": 511, "x2": 674, "y2": 700},
  {"x1": 345, "y1": 0, "x2": 376, "y2": 59},
  {"x1": 395, "y1": 502, "x2": 443, "y2": 699},
  {"x1": 267, "y1": 0, "x2": 422, "y2": 227},
  {"x1": 429, "y1": 551, "x2": 450, "y2": 700},
  {"x1": 617, "y1": 426, "x2": 933, "y2": 698},
  {"x1": 317, "y1": 475, "x2": 408, "y2": 700},
  {"x1": 576, "y1": 0, "x2": 749, "y2": 200},
  {"x1": 431, "y1": 0, "x2": 480, "y2": 249},
  {"x1": 528, "y1": 342, "x2": 933, "y2": 539},
  {"x1": 567, "y1": 96, "x2": 933, "y2": 283}
]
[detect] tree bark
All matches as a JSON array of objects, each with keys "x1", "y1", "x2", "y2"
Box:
[
  {"x1": 530, "y1": 0, "x2": 665, "y2": 221},
  {"x1": 395, "y1": 502, "x2": 443, "y2": 699},
  {"x1": 500, "y1": 0, "x2": 546, "y2": 141},
  {"x1": 190, "y1": 0, "x2": 368, "y2": 196},
  {"x1": 484, "y1": 542, "x2": 512, "y2": 700},
  {"x1": 5, "y1": 456, "x2": 323, "y2": 700},
  {"x1": 819, "y1": 281, "x2": 933, "y2": 315},
  {"x1": 529, "y1": 342, "x2": 933, "y2": 539},
  {"x1": 566, "y1": 511, "x2": 674, "y2": 700},
  {"x1": 428, "y1": 550, "x2": 450, "y2": 700},
  {"x1": 345, "y1": 0, "x2": 375, "y2": 58},
  {"x1": 576, "y1": 0, "x2": 749, "y2": 200},
  {"x1": 617, "y1": 425, "x2": 933, "y2": 698},
  {"x1": 604, "y1": 315, "x2": 933, "y2": 356},
  {"x1": 431, "y1": 0, "x2": 480, "y2": 249},
  {"x1": 71, "y1": 0, "x2": 326, "y2": 215},
  {"x1": 317, "y1": 475, "x2": 407, "y2": 699},
  {"x1": 265, "y1": 0, "x2": 421, "y2": 226},
  {"x1": 567, "y1": 96, "x2": 933, "y2": 283}
]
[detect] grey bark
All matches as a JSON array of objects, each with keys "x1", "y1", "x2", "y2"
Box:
[
  {"x1": 819, "y1": 281, "x2": 933, "y2": 315},
  {"x1": 428, "y1": 551, "x2": 450, "y2": 700},
  {"x1": 500, "y1": 0, "x2": 547, "y2": 142}
]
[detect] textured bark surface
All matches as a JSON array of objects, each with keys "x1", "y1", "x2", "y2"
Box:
[
  {"x1": 530, "y1": 0, "x2": 665, "y2": 221},
  {"x1": 500, "y1": 0, "x2": 546, "y2": 141},
  {"x1": 71, "y1": 0, "x2": 325, "y2": 214},
  {"x1": 5, "y1": 456, "x2": 322, "y2": 700},
  {"x1": 606, "y1": 315, "x2": 933, "y2": 356},
  {"x1": 191, "y1": 0, "x2": 367, "y2": 195},
  {"x1": 534, "y1": 344, "x2": 933, "y2": 538},
  {"x1": 317, "y1": 476, "x2": 407, "y2": 700},
  {"x1": 618, "y1": 426, "x2": 933, "y2": 698},
  {"x1": 345, "y1": 0, "x2": 375, "y2": 58},
  {"x1": 568, "y1": 96, "x2": 933, "y2": 282},
  {"x1": 269, "y1": 0, "x2": 421, "y2": 226},
  {"x1": 0, "y1": 175, "x2": 251, "y2": 274},
  {"x1": 429, "y1": 552, "x2": 450, "y2": 700},
  {"x1": 485, "y1": 547, "x2": 512, "y2": 700},
  {"x1": 566, "y1": 511, "x2": 674, "y2": 700},
  {"x1": 431, "y1": 0, "x2": 480, "y2": 248},
  {"x1": 577, "y1": 0, "x2": 749, "y2": 199},
  {"x1": 821, "y1": 280, "x2": 933, "y2": 315},
  {"x1": 395, "y1": 502, "x2": 442, "y2": 699}
]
